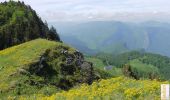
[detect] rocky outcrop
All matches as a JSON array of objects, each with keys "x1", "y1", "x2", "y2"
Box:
[{"x1": 28, "y1": 46, "x2": 94, "y2": 90}]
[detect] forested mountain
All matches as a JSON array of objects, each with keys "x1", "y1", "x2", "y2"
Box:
[
  {"x1": 0, "y1": 1, "x2": 60, "y2": 50},
  {"x1": 94, "y1": 51, "x2": 170, "y2": 80},
  {"x1": 54, "y1": 21, "x2": 170, "y2": 56}
]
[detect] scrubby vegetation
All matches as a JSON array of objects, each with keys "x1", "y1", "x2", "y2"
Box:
[
  {"x1": 19, "y1": 77, "x2": 169, "y2": 100},
  {"x1": 0, "y1": 1, "x2": 60, "y2": 50}
]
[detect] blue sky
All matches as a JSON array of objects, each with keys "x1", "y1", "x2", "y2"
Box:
[{"x1": 1, "y1": 0, "x2": 170, "y2": 22}]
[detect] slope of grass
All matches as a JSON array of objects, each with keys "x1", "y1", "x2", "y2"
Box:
[
  {"x1": 85, "y1": 56, "x2": 123, "y2": 78},
  {"x1": 85, "y1": 57, "x2": 106, "y2": 70},
  {"x1": 22, "y1": 76, "x2": 169, "y2": 100},
  {"x1": 0, "y1": 39, "x2": 58, "y2": 67},
  {"x1": 0, "y1": 39, "x2": 76, "y2": 97}
]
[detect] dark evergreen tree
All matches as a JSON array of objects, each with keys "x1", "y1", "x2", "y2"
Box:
[
  {"x1": 48, "y1": 26, "x2": 60, "y2": 41},
  {"x1": 0, "y1": 1, "x2": 61, "y2": 50}
]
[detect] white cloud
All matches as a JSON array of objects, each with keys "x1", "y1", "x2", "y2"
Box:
[{"x1": 1, "y1": 0, "x2": 170, "y2": 22}]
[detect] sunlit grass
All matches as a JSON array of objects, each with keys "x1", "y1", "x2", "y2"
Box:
[
  {"x1": 0, "y1": 39, "x2": 72, "y2": 92},
  {"x1": 21, "y1": 76, "x2": 168, "y2": 100}
]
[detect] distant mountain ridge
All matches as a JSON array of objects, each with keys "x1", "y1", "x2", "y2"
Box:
[{"x1": 54, "y1": 21, "x2": 170, "y2": 56}]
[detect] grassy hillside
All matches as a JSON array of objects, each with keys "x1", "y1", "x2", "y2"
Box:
[
  {"x1": 21, "y1": 76, "x2": 169, "y2": 100},
  {"x1": 0, "y1": 39, "x2": 57, "y2": 91},
  {"x1": 0, "y1": 39, "x2": 64, "y2": 96},
  {"x1": 0, "y1": 39, "x2": 96, "y2": 98},
  {"x1": 85, "y1": 57, "x2": 106, "y2": 70},
  {"x1": 2, "y1": 43, "x2": 169, "y2": 99},
  {"x1": 85, "y1": 56, "x2": 123, "y2": 79},
  {"x1": 0, "y1": 39, "x2": 58, "y2": 67}
]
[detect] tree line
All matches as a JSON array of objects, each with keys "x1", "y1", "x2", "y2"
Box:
[{"x1": 0, "y1": 1, "x2": 60, "y2": 50}]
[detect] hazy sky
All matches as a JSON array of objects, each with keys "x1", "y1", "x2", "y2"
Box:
[{"x1": 1, "y1": 0, "x2": 170, "y2": 22}]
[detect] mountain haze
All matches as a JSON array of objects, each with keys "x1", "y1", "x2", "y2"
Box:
[{"x1": 54, "y1": 21, "x2": 170, "y2": 56}]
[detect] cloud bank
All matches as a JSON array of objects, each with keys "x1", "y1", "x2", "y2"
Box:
[{"x1": 1, "y1": 0, "x2": 170, "y2": 22}]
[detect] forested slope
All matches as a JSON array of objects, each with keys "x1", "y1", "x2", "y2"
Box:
[
  {"x1": 0, "y1": 1, "x2": 60, "y2": 50},
  {"x1": 95, "y1": 51, "x2": 170, "y2": 80}
]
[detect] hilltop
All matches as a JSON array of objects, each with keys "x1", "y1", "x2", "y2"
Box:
[{"x1": 0, "y1": 39, "x2": 96, "y2": 98}]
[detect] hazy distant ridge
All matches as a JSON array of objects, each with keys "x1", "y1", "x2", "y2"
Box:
[{"x1": 54, "y1": 21, "x2": 170, "y2": 56}]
